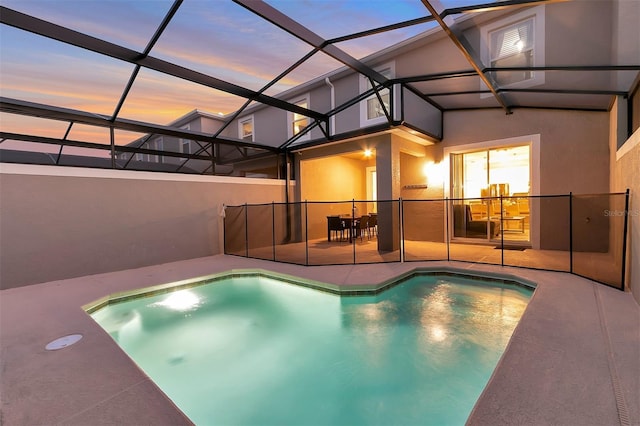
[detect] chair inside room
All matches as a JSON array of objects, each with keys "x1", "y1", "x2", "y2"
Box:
[
  {"x1": 367, "y1": 213, "x2": 377, "y2": 237},
  {"x1": 517, "y1": 198, "x2": 530, "y2": 215},
  {"x1": 490, "y1": 199, "x2": 502, "y2": 218},
  {"x1": 469, "y1": 203, "x2": 488, "y2": 220},
  {"x1": 453, "y1": 204, "x2": 501, "y2": 239},
  {"x1": 357, "y1": 215, "x2": 370, "y2": 241},
  {"x1": 505, "y1": 202, "x2": 519, "y2": 217},
  {"x1": 327, "y1": 215, "x2": 346, "y2": 241}
]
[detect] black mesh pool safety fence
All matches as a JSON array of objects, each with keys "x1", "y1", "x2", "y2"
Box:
[{"x1": 224, "y1": 192, "x2": 630, "y2": 290}]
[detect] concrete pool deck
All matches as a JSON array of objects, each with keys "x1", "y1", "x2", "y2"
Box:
[{"x1": 1, "y1": 255, "x2": 638, "y2": 425}]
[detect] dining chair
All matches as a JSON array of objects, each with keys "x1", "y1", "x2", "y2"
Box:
[
  {"x1": 367, "y1": 213, "x2": 377, "y2": 237},
  {"x1": 327, "y1": 216, "x2": 346, "y2": 241},
  {"x1": 357, "y1": 215, "x2": 370, "y2": 241}
]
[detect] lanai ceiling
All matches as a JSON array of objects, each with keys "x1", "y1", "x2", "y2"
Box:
[{"x1": 0, "y1": 0, "x2": 638, "y2": 172}]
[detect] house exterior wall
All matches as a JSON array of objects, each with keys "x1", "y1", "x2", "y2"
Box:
[
  {"x1": 0, "y1": 164, "x2": 289, "y2": 290},
  {"x1": 442, "y1": 109, "x2": 609, "y2": 195},
  {"x1": 546, "y1": 1, "x2": 612, "y2": 68},
  {"x1": 440, "y1": 109, "x2": 609, "y2": 251},
  {"x1": 614, "y1": 138, "x2": 640, "y2": 300},
  {"x1": 613, "y1": 0, "x2": 640, "y2": 67},
  {"x1": 226, "y1": 35, "x2": 458, "y2": 145},
  {"x1": 251, "y1": 107, "x2": 288, "y2": 147},
  {"x1": 332, "y1": 73, "x2": 360, "y2": 135},
  {"x1": 610, "y1": 97, "x2": 640, "y2": 301},
  {"x1": 300, "y1": 155, "x2": 366, "y2": 203},
  {"x1": 199, "y1": 115, "x2": 226, "y2": 135},
  {"x1": 299, "y1": 155, "x2": 368, "y2": 240},
  {"x1": 461, "y1": 2, "x2": 613, "y2": 71},
  {"x1": 296, "y1": 138, "x2": 382, "y2": 240},
  {"x1": 223, "y1": 1, "x2": 622, "y2": 150},
  {"x1": 395, "y1": 35, "x2": 464, "y2": 76},
  {"x1": 461, "y1": 1, "x2": 615, "y2": 92},
  {"x1": 400, "y1": 151, "x2": 445, "y2": 243},
  {"x1": 306, "y1": 83, "x2": 332, "y2": 140},
  {"x1": 169, "y1": 116, "x2": 225, "y2": 166},
  {"x1": 119, "y1": 115, "x2": 226, "y2": 172},
  {"x1": 295, "y1": 135, "x2": 387, "y2": 194}
]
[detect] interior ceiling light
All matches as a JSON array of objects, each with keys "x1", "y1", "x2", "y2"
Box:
[{"x1": 514, "y1": 39, "x2": 524, "y2": 52}]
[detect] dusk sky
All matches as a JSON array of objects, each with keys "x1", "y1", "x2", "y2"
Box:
[{"x1": 0, "y1": 0, "x2": 479, "y2": 150}]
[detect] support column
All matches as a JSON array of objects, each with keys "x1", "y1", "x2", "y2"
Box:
[{"x1": 375, "y1": 136, "x2": 401, "y2": 252}]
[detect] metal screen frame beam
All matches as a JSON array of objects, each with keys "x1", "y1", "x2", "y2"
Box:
[
  {"x1": 420, "y1": 0, "x2": 511, "y2": 114},
  {"x1": 0, "y1": 97, "x2": 279, "y2": 152},
  {"x1": 442, "y1": 0, "x2": 566, "y2": 17},
  {"x1": 110, "y1": 0, "x2": 183, "y2": 121},
  {"x1": 212, "y1": 48, "x2": 322, "y2": 140},
  {"x1": 0, "y1": 6, "x2": 324, "y2": 121},
  {"x1": 425, "y1": 88, "x2": 629, "y2": 97},
  {"x1": 1, "y1": 131, "x2": 213, "y2": 161},
  {"x1": 233, "y1": 0, "x2": 388, "y2": 85},
  {"x1": 327, "y1": 15, "x2": 437, "y2": 44}
]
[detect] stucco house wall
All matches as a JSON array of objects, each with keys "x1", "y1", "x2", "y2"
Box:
[
  {"x1": 400, "y1": 151, "x2": 445, "y2": 244},
  {"x1": 441, "y1": 108, "x2": 609, "y2": 251},
  {"x1": 300, "y1": 155, "x2": 368, "y2": 240},
  {"x1": 225, "y1": 0, "x2": 623, "y2": 149},
  {"x1": 442, "y1": 109, "x2": 609, "y2": 195},
  {"x1": 331, "y1": 73, "x2": 361, "y2": 135},
  {"x1": 610, "y1": 97, "x2": 640, "y2": 301}
]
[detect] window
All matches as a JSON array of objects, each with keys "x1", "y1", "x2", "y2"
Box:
[
  {"x1": 180, "y1": 124, "x2": 191, "y2": 155},
  {"x1": 148, "y1": 137, "x2": 163, "y2": 163},
  {"x1": 480, "y1": 5, "x2": 545, "y2": 91},
  {"x1": 490, "y1": 19, "x2": 534, "y2": 86},
  {"x1": 452, "y1": 146, "x2": 530, "y2": 199},
  {"x1": 288, "y1": 95, "x2": 310, "y2": 141},
  {"x1": 366, "y1": 69, "x2": 391, "y2": 120},
  {"x1": 238, "y1": 116, "x2": 254, "y2": 142},
  {"x1": 360, "y1": 62, "x2": 394, "y2": 126}
]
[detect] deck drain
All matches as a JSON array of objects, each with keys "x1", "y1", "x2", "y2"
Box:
[{"x1": 45, "y1": 334, "x2": 83, "y2": 351}]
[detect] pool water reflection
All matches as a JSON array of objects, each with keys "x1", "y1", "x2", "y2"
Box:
[{"x1": 90, "y1": 274, "x2": 532, "y2": 426}]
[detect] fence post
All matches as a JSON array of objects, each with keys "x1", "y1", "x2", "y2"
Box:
[
  {"x1": 399, "y1": 197, "x2": 404, "y2": 263},
  {"x1": 569, "y1": 192, "x2": 573, "y2": 274},
  {"x1": 352, "y1": 199, "x2": 356, "y2": 265},
  {"x1": 445, "y1": 197, "x2": 450, "y2": 262},
  {"x1": 244, "y1": 203, "x2": 249, "y2": 258},
  {"x1": 223, "y1": 206, "x2": 227, "y2": 255},
  {"x1": 272, "y1": 201, "x2": 276, "y2": 262},
  {"x1": 304, "y1": 200, "x2": 309, "y2": 266},
  {"x1": 500, "y1": 195, "x2": 504, "y2": 266},
  {"x1": 621, "y1": 189, "x2": 630, "y2": 291}
]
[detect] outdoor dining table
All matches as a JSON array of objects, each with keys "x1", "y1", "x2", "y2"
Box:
[{"x1": 327, "y1": 215, "x2": 362, "y2": 243}]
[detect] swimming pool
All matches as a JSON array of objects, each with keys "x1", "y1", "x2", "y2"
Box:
[{"x1": 89, "y1": 271, "x2": 533, "y2": 425}]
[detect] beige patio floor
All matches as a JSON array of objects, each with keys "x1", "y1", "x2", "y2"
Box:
[
  {"x1": 1, "y1": 255, "x2": 637, "y2": 425},
  {"x1": 236, "y1": 237, "x2": 621, "y2": 287}
]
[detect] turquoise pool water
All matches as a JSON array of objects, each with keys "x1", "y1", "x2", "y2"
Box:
[{"x1": 90, "y1": 274, "x2": 532, "y2": 426}]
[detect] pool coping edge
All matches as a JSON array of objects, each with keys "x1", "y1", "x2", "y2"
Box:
[{"x1": 83, "y1": 266, "x2": 537, "y2": 314}]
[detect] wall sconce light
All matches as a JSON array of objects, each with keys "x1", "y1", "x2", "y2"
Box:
[
  {"x1": 423, "y1": 161, "x2": 444, "y2": 187},
  {"x1": 364, "y1": 149, "x2": 373, "y2": 158}
]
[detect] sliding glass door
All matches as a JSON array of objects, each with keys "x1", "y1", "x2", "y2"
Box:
[{"x1": 451, "y1": 145, "x2": 531, "y2": 244}]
